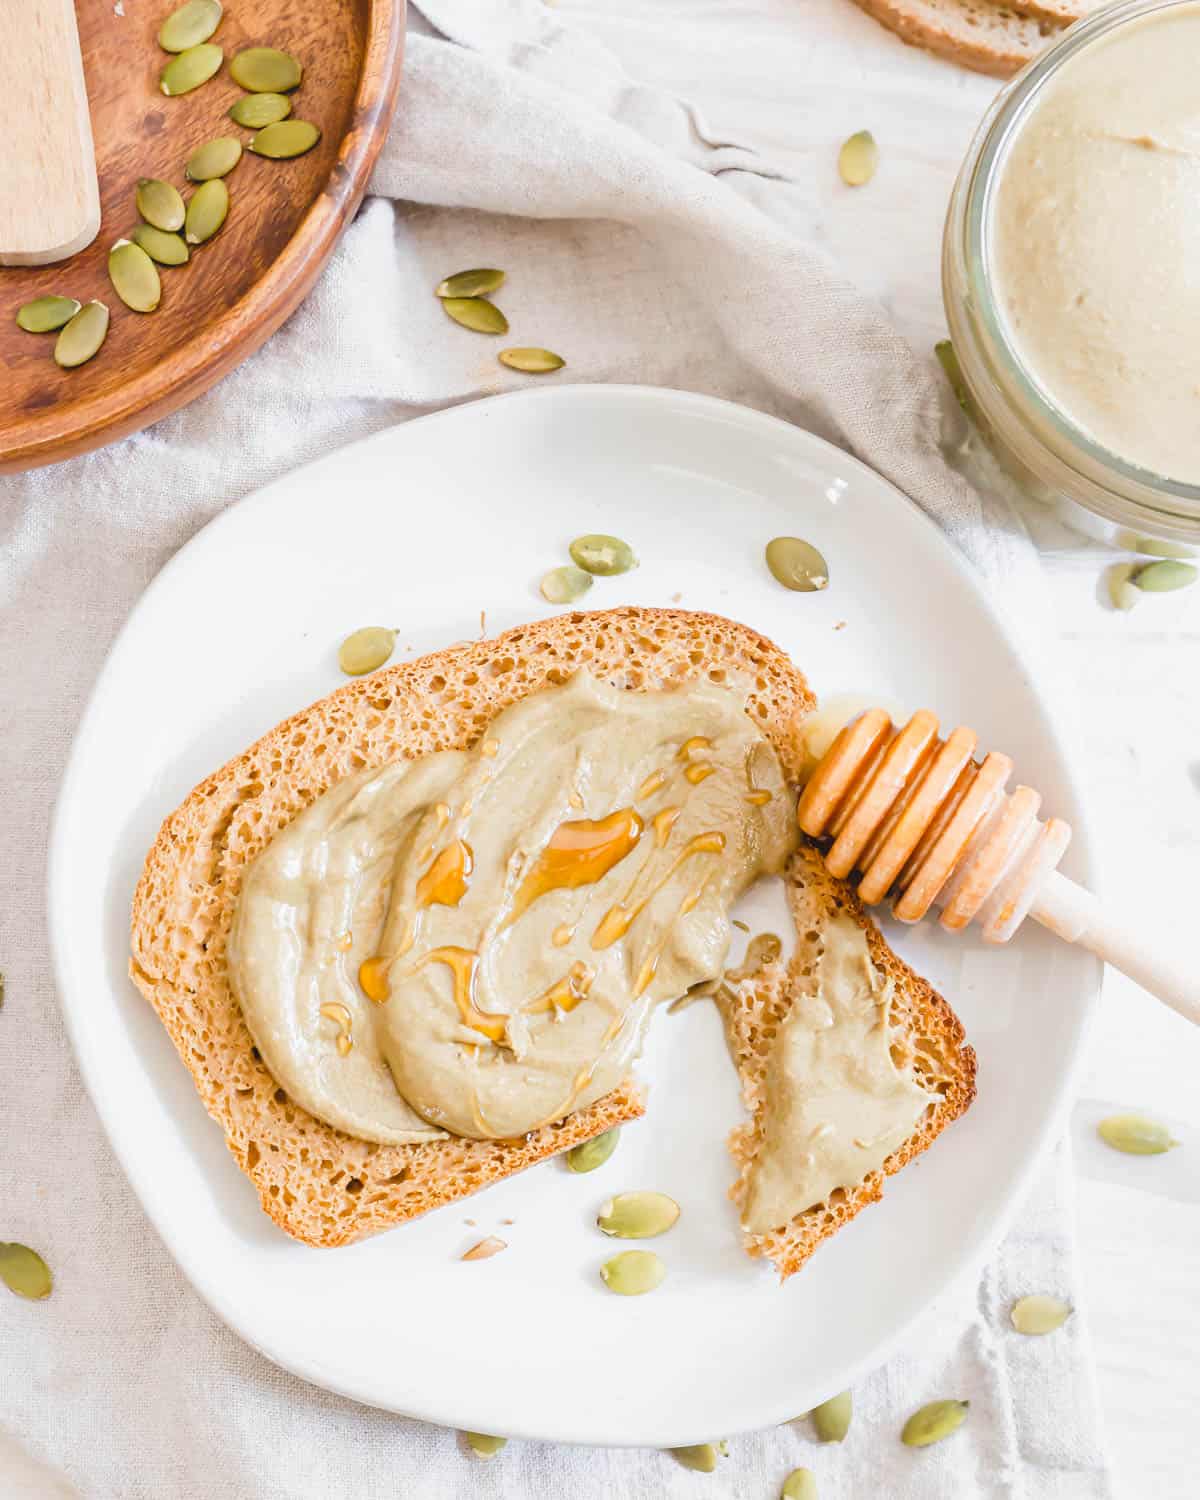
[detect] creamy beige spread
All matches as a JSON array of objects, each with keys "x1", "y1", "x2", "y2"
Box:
[
  {"x1": 989, "y1": 5, "x2": 1200, "y2": 480},
  {"x1": 229, "y1": 670, "x2": 796, "y2": 1145},
  {"x1": 741, "y1": 912, "x2": 936, "y2": 1233}
]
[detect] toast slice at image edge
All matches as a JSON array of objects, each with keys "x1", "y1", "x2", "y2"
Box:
[
  {"x1": 129, "y1": 606, "x2": 816, "y2": 1248},
  {"x1": 720, "y1": 843, "x2": 977, "y2": 1278},
  {"x1": 848, "y1": 0, "x2": 1064, "y2": 77}
]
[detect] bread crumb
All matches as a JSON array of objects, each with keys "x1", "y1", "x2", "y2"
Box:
[
  {"x1": 834, "y1": 621, "x2": 847, "y2": 631},
  {"x1": 462, "y1": 1236, "x2": 507, "y2": 1261},
  {"x1": 671, "y1": 592, "x2": 683, "y2": 603}
]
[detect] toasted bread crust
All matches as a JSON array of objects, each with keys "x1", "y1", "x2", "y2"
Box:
[{"x1": 848, "y1": 0, "x2": 1062, "y2": 77}]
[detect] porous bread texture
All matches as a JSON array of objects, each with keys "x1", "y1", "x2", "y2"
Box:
[
  {"x1": 130, "y1": 607, "x2": 816, "y2": 1248},
  {"x1": 848, "y1": 0, "x2": 1063, "y2": 77},
  {"x1": 719, "y1": 843, "x2": 977, "y2": 1279}
]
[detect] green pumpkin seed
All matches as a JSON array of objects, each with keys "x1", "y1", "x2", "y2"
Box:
[
  {"x1": 599, "y1": 1249, "x2": 666, "y2": 1296},
  {"x1": 159, "y1": 42, "x2": 223, "y2": 96},
  {"x1": 231, "y1": 46, "x2": 302, "y2": 92},
  {"x1": 935, "y1": 339, "x2": 972, "y2": 414},
  {"x1": 1107, "y1": 562, "x2": 1139, "y2": 612},
  {"x1": 132, "y1": 224, "x2": 189, "y2": 266},
  {"x1": 811, "y1": 1390, "x2": 852, "y2": 1443},
  {"x1": 436, "y1": 268, "x2": 506, "y2": 299},
  {"x1": 499, "y1": 347, "x2": 565, "y2": 374},
  {"x1": 0, "y1": 1243, "x2": 52, "y2": 1300},
  {"x1": 782, "y1": 1469, "x2": 818, "y2": 1500},
  {"x1": 187, "y1": 137, "x2": 243, "y2": 181},
  {"x1": 1120, "y1": 532, "x2": 1196, "y2": 559},
  {"x1": 671, "y1": 1444, "x2": 719, "y2": 1473},
  {"x1": 1097, "y1": 1112, "x2": 1179, "y2": 1155},
  {"x1": 1132, "y1": 560, "x2": 1197, "y2": 593},
  {"x1": 1011, "y1": 1294, "x2": 1072, "y2": 1335},
  {"x1": 540, "y1": 565, "x2": 593, "y2": 605},
  {"x1": 338, "y1": 626, "x2": 396, "y2": 676},
  {"x1": 569, "y1": 534, "x2": 637, "y2": 576},
  {"x1": 16, "y1": 295, "x2": 80, "y2": 333},
  {"x1": 108, "y1": 239, "x2": 161, "y2": 313},
  {"x1": 565, "y1": 1127, "x2": 619, "y2": 1173},
  {"x1": 766, "y1": 536, "x2": 829, "y2": 592},
  {"x1": 159, "y1": 0, "x2": 222, "y2": 52},
  {"x1": 441, "y1": 296, "x2": 508, "y2": 335},
  {"x1": 230, "y1": 91, "x2": 292, "y2": 128},
  {"x1": 54, "y1": 301, "x2": 109, "y2": 368},
  {"x1": 185, "y1": 178, "x2": 229, "y2": 244},
  {"x1": 901, "y1": 1399, "x2": 969, "y2": 1448},
  {"x1": 838, "y1": 130, "x2": 878, "y2": 187},
  {"x1": 136, "y1": 178, "x2": 186, "y2": 232},
  {"x1": 463, "y1": 1432, "x2": 506, "y2": 1458},
  {"x1": 597, "y1": 1191, "x2": 680, "y2": 1239},
  {"x1": 247, "y1": 120, "x2": 322, "y2": 160}
]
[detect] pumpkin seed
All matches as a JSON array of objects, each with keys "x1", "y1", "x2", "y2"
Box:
[
  {"x1": 462, "y1": 1235, "x2": 507, "y2": 1261},
  {"x1": 499, "y1": 347, "x2": 565, "y2": 374},
  {"x1": 159, "y1": 42, "x2": 223, "y2": 96},
  {"x1": 838, "y1": 130, "x2": 878, "y2": 187},
  {"x1": 132, "y1": 224, "x2": 189, "y2": 266},
  {"x1": 186, "y1": 137, "x2": 243, "y2": 181},
  {"x1": 1121, "y1": 533, "x2": 1196, "y2": 559},
  {"x1": 671, "y1": 1444, "x2": 719, "y2": 1473},
  {"x1": 782, "y1": 1469, "x2": 818, "y2": 1500},
  {"x1": 1107, "y1": 562, "x2": 1139, "y2": 612},
  {"x1": 185, "y1": 178, "x2": 229, "y2": 244},
  {"x1": 231, "y1": 46, "x2": 302, "y2": 92},
  {"x1": 1010, "y1": 1294, "x2": 1072, "y2": 1335},
  {"x1": 16, "y1": 295, "x2": 80, "y2": 333},
  {"x1": 338, "y1": 626, "x2": 396, "y2": 676},
  {"x1": 230, "y1": 91, "x2": 292, "y2": 128},
  {"x1": 1097, "y1": 1112, "x2": 1179, "y2": 1155},
  {"x1": 597, "y1": 1191, "x2": 680, "y2": 1239},
  {"x1": 108, "y1": 239, "x2": 161, "y2": 313},
  {"x1": 935, "y1": 339, "x2": 972, "y2": 414},
  {"x1": 1132, "y1": 559, "x2": 1197, "y2": 593},
  {"x1": 811, "y1": 1390, "x2": 851, "y2": 1443},
  {"x1": 569, "y1": 534, "x2": 637, "y2": 576},
  {"x1": 436, "y1": 268, "x2": 506, "y2": 299},
  {"x1": 566, "y1": 1127, "x2": 619, "y2": 1173},
  {"x1": 0, "y1": 1243, "x2": 52, "y2": 1300},
  {"x1": 136, "y1": 178, "x2": 186, "y2": 232},
  {"x1": 441, "y1": 296, "x2": 508, "y2": 335},
  {"x1": 599, "y1": 1249, "x2": 666, "y2": 1296},
  {"x1": 901, "y1": 1399, "x2": 969, "y2": 1448},
  {"x1": 766, "y1": 536, "x2": 829, "y2": 592},
  {"x1": 54, "y1": 301, "x2": 109, "y2": 368},
  {"x1": 159, "y1": 0, "x2": 222, "y2": 52},
  {"x1": 247, "y1": 120, "x2": 322, "y2": 159},
  {"x1": 540, "y1": 565, "x2": 593, "y2": 605},
  {"x1": 464, "y1": 1432, "x2": 506, "y2": 1458}
]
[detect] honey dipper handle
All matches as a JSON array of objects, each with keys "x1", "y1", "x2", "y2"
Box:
[{"x1": 1032, "y1": 871, "x2": 1200, "y2": 1027}]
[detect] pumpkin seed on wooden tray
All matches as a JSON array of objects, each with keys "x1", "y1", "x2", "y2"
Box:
[
  {"x1": 160, "y1": 42, "x2": 223, "y2": 96},
  {"x1": 54, "y1": 301, "x2": 109, "y2": 368},
  {"x1": 230, "y1": 91, "x2": 292, "y2": 128},
  {"x1": 231, "y1": 46, "x2": 302, "y2": 92},
  {"x1": 108, "y1": 240, "x2": 162, "y2": 313},
  {"x1": 132, "y1": 224, "x2": 189, "y2": 266},
  {"x1": 247, "y1": 121, "x2": 322, "y2": 159},
  {"x1": 441, "y1": 296, "x2": 508, "y2": 335},
  {"x1": 136, "y1": 178, "x2": 186, "y2": 233},
  {"x1": 185, "y1": 179, "x2": 230, "y2": 245},
  {"x1": 159, "y1": 0, "x2": 222, "y2": 53},
  {"x1": 437, "y1": 268, "x2": 505, "y2": 299},
  {"x1": 16, "y1": 296, "x2": 80, "y2": 333},
  {"x1": 186, "y1": 137, "x2": 243, "y2": 181}
]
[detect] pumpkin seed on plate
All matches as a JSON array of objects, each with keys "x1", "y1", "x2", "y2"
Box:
[
  {"x1": 136, "y1": 178, "x2": 186, "y2": 232},
  {"x1": 782, "y1": 1469, "x2": 818, "y2": 1500},
  {"x1": 1097, "y1": 1112, "x2": 1179, "y2": 1155},
  {"x1": 230, "y1": 46, "x2": 302, "y2": 92},
  {"x1": 108, "y1": 239, "x2": 162, "y2": 313},
  {"x1": 186, "y1": 137, "x2": 243, "y2": 181},
  {"x1": 838, "y1": 130, "x2": 878, "y2": 186},
  {"x1": 230, "y1": 91, "x2": 292, "y2": 128},
  {"x1": 436, "y1": 267, "x2": 506, "y2": 299},
  {"x1": 901, "y1": 1399, "x2": 968, "y2": 1448},
  {"x1": 540, "y1": 564, "x2": 593, "y2": 605},
  {"x1": 441, "y1": 296, "x2": 508, "y2": 335},
  {"x1": 599, "y1": 1249, "x2": 666, "y2": 1296},
  {"x1": 1010, "y1": 1295, "x2": 1072, "y2": 1335},
  {"x1": 565, "y1": 1126, "x2": 619, "y2": 1173},
  {"x1": 159, "y1": 42, "x2": 223, "y2": 96},
  {"x1": 247, "y1": 120, "x2": 322, "y2": 160},
  {"x1": 132, "y1": 224, "x2": 189, "y2": 266},
  {"x1": 569, "y1": 534, "x2": 636, "y2": 576},
  {"x1": 185, "y1": 178, "x2": 230, "y2": 244},
  {"x1": 16, "y1": 295, "x2": 80, "y2": 333},
  {"x1": 671, "y1": 1444, "x2": 719, "y2": 1473},
  {"x1": 499, "y1": 347, "x2": 565, "y2": 374},
  {"x1": 0, "y1": 1243, "x2": 52, "y2": 1300},
  {"x1": 811, "y1": 1390, "x2": 852, "y2": 1443},
  {"x1": 765, "y1": 536, "x2": 829, "y2": 592},
  {"x1": 464, "y1": 1432, "x2": 506, "y2": 1459},
  {"x1": 597, "y1": 1191, "x2": 680, "y2": 1239},
  {"x1": 158, "y1": 0, "x2": 222, "y2": 52},
  {"x1": 338, "y1": 626, "x2": 396, "y2": 676},
  {"x1": 54, "y1": 301, "x2": 109, "y2": 368},
  {"x1": 1132, "y1": 559, "x2": 1197, "y2": 593},
  {"x1": 934, "y1": 339, "x2": 972, "y2": 414},
  {"x1": 1107, "y1": 562, "x2": 1139, "y2": 612}
]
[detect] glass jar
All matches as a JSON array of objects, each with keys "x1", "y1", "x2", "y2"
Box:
[{"x1": 942, "y1": 0, "x2": 1200, "y2": 547}]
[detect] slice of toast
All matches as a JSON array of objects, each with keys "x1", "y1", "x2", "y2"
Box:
[
  {"x1": 129, "y1": 607, "x2": 816, "y2": 1248},
  {"x1": 720, "y1": 843, "x2": 977, "y2": 1278},
  {"x1": 848, "y1": 0, "x2": 1063, "y2": 77}
]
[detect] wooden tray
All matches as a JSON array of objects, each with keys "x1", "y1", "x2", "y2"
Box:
[{"x1": 0, "y1": 0, "x2": 405, "y2": 473}]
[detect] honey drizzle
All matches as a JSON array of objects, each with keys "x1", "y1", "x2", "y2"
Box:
[
  {"x1": 523, "y1": 960, "x2": 595, "y2": 1016},
  {"x1": 503, "y1": 807, "x2": 644, "y2": 927},
  {"x1": 413, "y1": 945, "x2": 509, "y2": 1043},
  {"x1": 591, "y1": 831, "x2": 727, "y2": 949},
  {"x1": 319, "y1": 1001, "x2": 354, "y2": 1056},
  {"x1": 552, "y1": 923, "x2": 575, "y2": 947},
  {"x1": 637, "y1": 769, "x2": 668, "y2": 800},
  {"x1": 416, "y1": 838, "x2": 474, "y2": 908},
  {"x1": 651, "y1": 806, "x2": 681, "y2": 848},
  {"x1": 677, "y1": 735, "x2": 712, "y2": 761},
  {"x1": 745, "y1": 789, "x2": 772, "y2": 806},
  {"x1": 684, "y1": 762, "x2": 717, "y2": 785}
]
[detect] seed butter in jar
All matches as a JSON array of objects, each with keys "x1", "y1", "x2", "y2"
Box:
[{"x1": 943, "y1": 0, "x2": 1200, "y2": 547}]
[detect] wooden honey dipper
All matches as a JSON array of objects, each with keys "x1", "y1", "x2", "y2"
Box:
[{"x1": 797, "y1": 708, "x2": 1199, "y2": 1026}]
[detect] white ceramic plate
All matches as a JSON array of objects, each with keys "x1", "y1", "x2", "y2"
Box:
[{"x1": 49, "y1": 385, "x2": 1099, "y2": 1447}]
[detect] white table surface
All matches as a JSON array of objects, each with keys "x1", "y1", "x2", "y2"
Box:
[{"x1": 554, "y1": 0, "x2": 1199, "y2": 1494}]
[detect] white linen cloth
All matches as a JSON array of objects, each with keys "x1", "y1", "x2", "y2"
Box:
[{"x1": 0, "y1": 1, "x2": 1114, "y2": 1495}]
